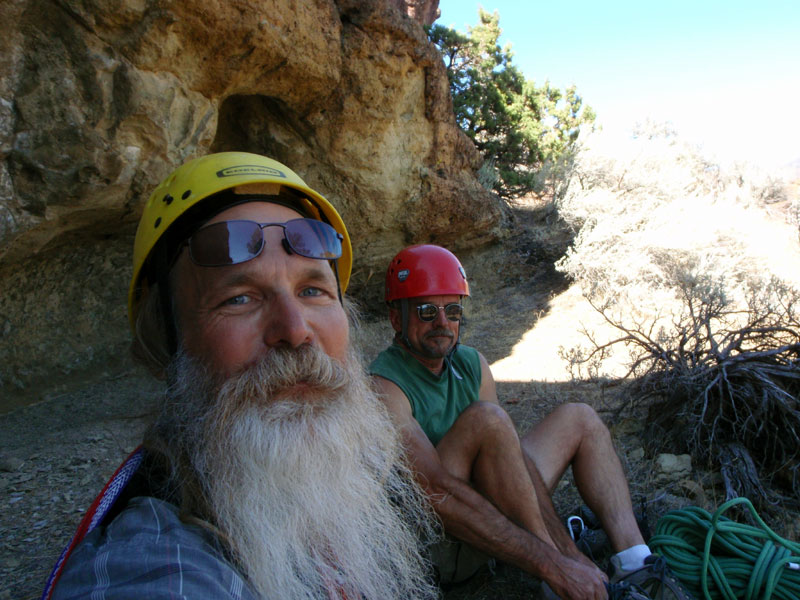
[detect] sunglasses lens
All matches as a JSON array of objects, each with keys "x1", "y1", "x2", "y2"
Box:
[
  {"x1": 284, "y1": 219, "x2": 342, "y2": 259},
  {"x1": 190, "y1": 220, "x2": 264, "y2": 266},
  {"x1": 188, "y1": 219, "x2": 342, "y2": 267},
  {"x1": 417, "y1": 304, "x2": 439, "y2": 321},
  {"x1": 416, "y1": 303, "x2": 463, "y2": 322},
  {"x1": 444, "y1": 304, "x2": 463, "y2": 321}
]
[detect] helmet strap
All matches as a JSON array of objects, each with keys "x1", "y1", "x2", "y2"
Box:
[
  {"x1": 400, "y1": 298, "x2": 411, "y2": 349},
  {"x1": 148, "y1": 239, "x2": 179, "y2": 356},
  {"x1": 159, "y1": 276, "x2": 178, "y2": 356}
]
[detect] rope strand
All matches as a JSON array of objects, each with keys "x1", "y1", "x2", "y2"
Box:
[{"x1": 649, "y1": 497, "x2": 800, "y2": 599}]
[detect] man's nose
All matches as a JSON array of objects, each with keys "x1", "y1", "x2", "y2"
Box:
[
  {"x1": 433, "y1": 306, "x2": 450, "y2": 326},
  {"x1": 261, "y1": 293, "x2": 313, "y2": 349}
]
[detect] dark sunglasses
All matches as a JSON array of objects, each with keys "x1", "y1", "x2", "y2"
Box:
[
  {"x1": 416, "y1": 303, "x2": 464, "y2": 322},
  {"x1": 187, "y1": 218, "x2": 343, "y2": 267}
]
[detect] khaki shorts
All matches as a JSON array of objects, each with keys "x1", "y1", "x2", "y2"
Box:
[{"x1": 429, "y1": 536, "x2": 494, "y2": 585}]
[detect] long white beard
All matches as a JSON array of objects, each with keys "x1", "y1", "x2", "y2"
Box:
[{"x1": 158, "y1": 344, "x2": 439, "y2": 600}]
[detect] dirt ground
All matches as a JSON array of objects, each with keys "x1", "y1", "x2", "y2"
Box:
[{"x1": 1, "y1": 199, "x2": 796, "y2": 599}]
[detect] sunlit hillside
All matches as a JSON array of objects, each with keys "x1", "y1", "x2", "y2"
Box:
[
  {"x1": 492, "y1": 122, "x2": 800, "y2": 384},
  {"x1": 481, "y1": 123, "x2": 800, "y2": 527}
]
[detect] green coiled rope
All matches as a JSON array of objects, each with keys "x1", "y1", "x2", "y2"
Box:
[{"x1": 649, "y1": 497, "x2": 800, "y2": 599}]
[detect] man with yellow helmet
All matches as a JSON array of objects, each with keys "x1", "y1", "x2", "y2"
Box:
[
  {"x1": 44, "y1": 153, "x2": 437, "y2": 600},
  {"x1": 127, "y1": 151, "x2": 353, "y2": 374}
]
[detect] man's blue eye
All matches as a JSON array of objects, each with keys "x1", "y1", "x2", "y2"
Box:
[
  {"x1": 225, "y1": 295, "x2": 250, "y2": 305},
  {"x1": 300, "y1": 287, "x2": 323, "y2": 297}
]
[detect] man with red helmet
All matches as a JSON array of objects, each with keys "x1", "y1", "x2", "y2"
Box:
[{"x1": 371, "y1": 245, "x2": 683, "y2": 600}]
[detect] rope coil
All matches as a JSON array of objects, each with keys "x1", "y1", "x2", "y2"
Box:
[{"x1": 649, "y1": 497, "x2": 800, "y2": 599}]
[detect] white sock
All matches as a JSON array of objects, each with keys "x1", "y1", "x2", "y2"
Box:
[{"x1": 611, "y1": 544, "x2": 652, "y2": 572}]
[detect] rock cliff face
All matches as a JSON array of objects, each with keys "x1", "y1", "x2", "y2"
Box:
[{"x1": 0, "y1": 0, "x2": 506, "y2": 405}]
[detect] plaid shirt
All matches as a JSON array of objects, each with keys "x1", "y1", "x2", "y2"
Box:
[{"x1": 51, "y1": 496, "x2": 256, "y2": 600}]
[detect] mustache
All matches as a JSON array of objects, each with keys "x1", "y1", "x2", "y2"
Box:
[
  {"x1": 217, "y1": 344, "x2": 350, "y2": 403},
  {"x1": 423, "y1": 328, "x2": 454, "y2": 339}
]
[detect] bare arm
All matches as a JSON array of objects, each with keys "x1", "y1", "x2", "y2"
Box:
[
  {"x1": 477, "y1": 352, "x2": 498, "y2": 403},
  {"x1": 373, "y1": 375, "x2": 607, "y2": 600}
]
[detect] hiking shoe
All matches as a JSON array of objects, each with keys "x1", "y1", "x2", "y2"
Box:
[
  {"x1": 541, "y1": 580, "x2": 650, "y2": 599},
  {"x1": 606, "y1": 580, "x2": 651, "y2": 600},
  {"x1": 610, "y1": 554, "x2": 694, "y2": 599},
  {"x1": 574, "y1": 524, "x2": 611, "y2": 562},
  {"x1": 565, "y1": 508, "x2": 612, "y2": 563}
]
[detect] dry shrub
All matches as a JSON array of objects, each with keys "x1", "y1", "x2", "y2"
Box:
[
  {"x1": 555, "y1": 124, "x2": 800, "y2": 508},
  {"x1": 581, "y1": 263, "x2": 800, "y2": 505}
]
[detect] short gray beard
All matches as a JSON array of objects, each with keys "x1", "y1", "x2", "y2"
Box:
[{"x1": 151, "y1": 344, "x2": 439, "y2": 600}]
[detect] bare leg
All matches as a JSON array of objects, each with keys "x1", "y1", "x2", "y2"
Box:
[
  {"x1": 431, "y1": 401, "x2": 609, "y2": 597},
  {"x1": 436, "y1": 401, "x2": 560, "y2": 547},
  {"x1": 521, "y1": 402, "x2": 645, "y2": 552}
]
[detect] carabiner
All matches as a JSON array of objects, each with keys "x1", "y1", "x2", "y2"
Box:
[{"x1": 566, "y1": 515, "x2": 585, "y2": 542}]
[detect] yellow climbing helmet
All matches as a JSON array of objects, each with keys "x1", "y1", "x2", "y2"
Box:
[{"x1": 127, "y1": 152, "x2": 352, "y2": 331}]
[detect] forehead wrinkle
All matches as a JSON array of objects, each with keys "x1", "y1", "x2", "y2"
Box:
[
  {"x1": 210, "y1": 268, "x2": 260, "y2": 290},
  {"x1": 295, "y1": 260, "x2": 339, "y2": 287},
  {"x1": 204, "y1": 255, "x2": 337, "y2": 290}
]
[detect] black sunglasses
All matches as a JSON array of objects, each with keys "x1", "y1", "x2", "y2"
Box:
[
  {"x1": 416, "y1": 303, "x2": 464, "y2": 322},
  {"x1": 187, "y1": 218, "x2": 343, "y2": 267}
]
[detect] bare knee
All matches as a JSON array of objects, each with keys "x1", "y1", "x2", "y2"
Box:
[
  {"x1": 462, "y1": 400, "x2": 514, "y2": 427},
  {"x1": 448, "y1": 401, "x2": 517, "y2": 441},
  {"x1": 550, "y1": 402, "x2": 610, "y2": 442},
  {"x1": 437, "y1": 402, "x2": 519, "y2": 477}
]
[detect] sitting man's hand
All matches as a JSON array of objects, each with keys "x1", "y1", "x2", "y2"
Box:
[{"x1": 550, "y1": 556, "x2": 609, "y2": 600}]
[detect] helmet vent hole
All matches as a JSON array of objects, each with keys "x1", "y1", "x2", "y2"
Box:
[
  {"x1": 154, "y1": 217, "x2": 162, "y2": 229},
  {"x1": 162, "y1": 194, "x2": 173, "y2": 205},
  {"x1": 181, "y1": 190, "x2": 191, "y2": 200}
]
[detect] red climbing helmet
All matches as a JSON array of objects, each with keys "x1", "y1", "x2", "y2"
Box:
[{"x1": 385, "y1": 244, "x2": 469, "y2": 302}]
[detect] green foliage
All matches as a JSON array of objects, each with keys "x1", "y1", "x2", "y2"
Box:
[{"x1": 428, "y1": 10, "x2": 595, "y2": 198}]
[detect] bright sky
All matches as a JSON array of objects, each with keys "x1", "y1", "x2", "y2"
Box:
[{"x1": 436, "y1": 0, "x2": 800, "y2": 168}]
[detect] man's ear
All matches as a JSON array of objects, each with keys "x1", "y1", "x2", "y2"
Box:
[{"x1": 388, "y1": 306, "x2": 402, "y2": 333}]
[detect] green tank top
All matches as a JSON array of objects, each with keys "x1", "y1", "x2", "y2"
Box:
[{"x1": 369, "y1": 342, "x2": 483, "y2": 446}]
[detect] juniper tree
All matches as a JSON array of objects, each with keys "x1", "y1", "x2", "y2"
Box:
[{"x1": 428, "y1": 9, "x2": 595, "y2": 198}]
